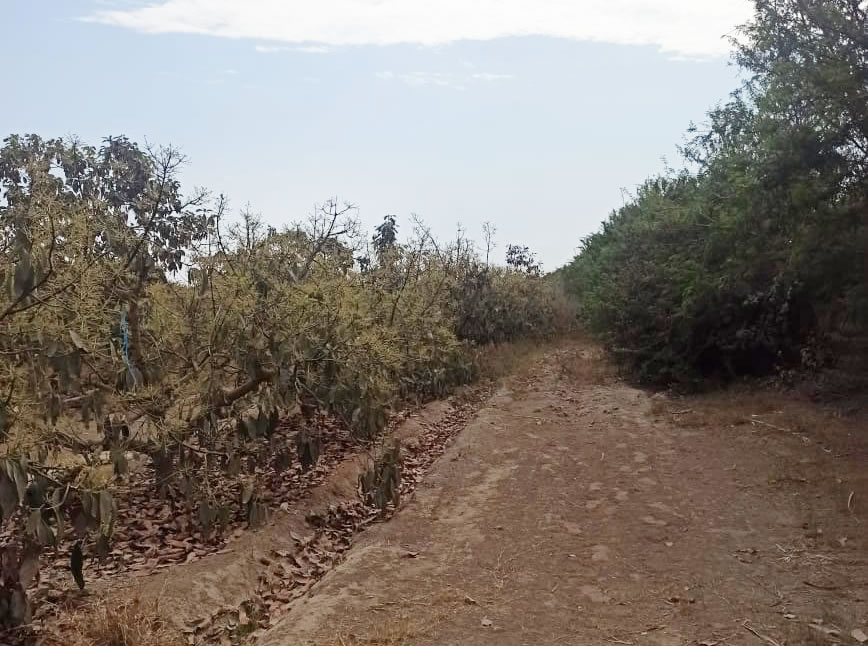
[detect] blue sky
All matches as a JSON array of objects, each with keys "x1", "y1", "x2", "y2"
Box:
[{"x1": 2, "y1": 1, "x2": 750, "y2": 268}]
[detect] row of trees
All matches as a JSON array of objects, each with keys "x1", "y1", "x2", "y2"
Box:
[
  {"x1": 560, "y1": 0, "x2": 868, "y2": 386},
  {"x1": 0, "y1": 134, "x2": 570, "y2": 628}
]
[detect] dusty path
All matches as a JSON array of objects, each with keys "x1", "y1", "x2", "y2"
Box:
[{"x1": 259, "y1": 344, "x2": 868, "y2": 646}]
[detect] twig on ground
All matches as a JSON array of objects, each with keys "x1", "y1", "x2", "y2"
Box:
[
  {"x1": 803, "y1": 580, "x2": 840, "y2": 591},
  {"x1": 748, "y1": 417, "x2": 792, "y2": 433},
  {"x1": 741, "y1": 620, "x2": 782, "y2": 646},
  {"x1": 498, "y1": 412, "x2": 551, "y2": 422}
]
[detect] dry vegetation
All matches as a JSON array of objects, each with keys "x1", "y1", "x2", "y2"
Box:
[
  {"x1": 0, "y1": 133, "x2": 572, "y2": 638},
  {"x1": 5, "y1": 2, "x2": 868, "y2": 642},
  {"x1": 41, "y1": 597, "x2": 183, "y2": 646}
]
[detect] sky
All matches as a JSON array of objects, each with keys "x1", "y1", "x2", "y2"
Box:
[{"x1": 1, "y1": 1, "x2": 752, "y2": 268}]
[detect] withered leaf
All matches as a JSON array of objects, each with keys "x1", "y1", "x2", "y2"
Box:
[
  {"x1": 19, "y1": 544, "x2": 40, "y2": 589},
  {"x1": 0, "y1": 471, "x2": 17, "y2": 521},
  {"x1": 70, "y1": 542, "x2": 85, "y2": 589},
  {"x1": 241, "y1": 483, "x2": 254, "y2": 506},
  {"x1": 68, "y1": 330, "x2": 89, "y2": 352},
  {"x1": 99, "y1": 490, "x2": 114, "y2": 528},
  {"x1": 95, "y1": 533, "x2": 111, "y2": 563},
  {"x1": 9, "y1": 588, "x2": 31, "y2": 625}
]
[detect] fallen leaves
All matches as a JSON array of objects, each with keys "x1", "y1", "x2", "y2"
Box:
[
  {"x1": 192, "y1": 394, "x2": 489, "y2": 643},
  {"x1": 16, "y1": 418, "x2": 357, "y2": 600},
  {"x1": 11, "y1": 389, "x2": 490, "y2": 646}
]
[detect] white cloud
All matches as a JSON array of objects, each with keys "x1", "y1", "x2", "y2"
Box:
[
  {"x1": 376, "y1": 70, "x2": 512, "y2": 90},
  {"x1": 377, "y1": 70, "x2": 464, "y2": 90},
  {"x1": 255, "y1": 44, "x2": 290, "y2": 53},
  {"x1": 404, "y1": 72, "x2": 463, "y2": 89},
  {"x1": 85, "y1": 0, "x2": 753, "y2": 58},
  {"x1": 293, "y1": 45, "x2": 334, "y2": 54},
  {"x1": 472, "y1": 73, "x2": 513, "y2": 82},
  {"x1": 256, "y1": 44, "x2": 335, "y2": 54}
]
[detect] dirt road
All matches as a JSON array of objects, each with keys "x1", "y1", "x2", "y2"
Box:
[{"x1": 256, "y1": 344, "x2": 868, "y2": 646}]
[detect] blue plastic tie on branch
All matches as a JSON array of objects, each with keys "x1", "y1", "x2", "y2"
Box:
[{"x1": 120, "y1": 310, "x2": 139, "y2": 388}]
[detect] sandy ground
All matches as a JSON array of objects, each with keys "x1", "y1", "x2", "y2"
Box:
[{"x1": 254, "y1": 344, "x2": 868, "y2": 646}]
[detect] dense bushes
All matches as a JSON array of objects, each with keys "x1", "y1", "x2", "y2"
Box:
[
  {"x1": 455, "y1": 264, "x2": 571, "y2": 345},
  {"x1": 560, "y1": 0, "x2": 868, "y2": 386}
]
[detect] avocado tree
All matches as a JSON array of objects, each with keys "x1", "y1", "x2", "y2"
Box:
[
  {"x1": 0, "y1": 134, "x2": 212, "y2": 627},
  {"x1": 0, "y1": 133, "x2": 571, "y2": 632}
]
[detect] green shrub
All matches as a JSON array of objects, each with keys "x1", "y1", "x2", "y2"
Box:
[{"x1": 560, "y1": 0, "x2": 868, "y2": 386}]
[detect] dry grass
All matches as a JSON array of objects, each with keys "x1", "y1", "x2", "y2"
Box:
[
  {"x1": 556, "y1": 345, "x2": 617, "y2": 386},
  {"x1": 474, "y1": 339, "x2": 552, "y2": 382},
  {"x1": 329, "y1": 614, "x2": 436, "y2": 646},
  {"x1": 652, "y1": 387, "x2": 786, "y2": 429},
  {"x1": 41, "y1": 598, "x2": 183, "y2": 646},
  {"x1": 325, "y1": 590, "x2": 466, "y2": 646},
  {"x1": 780, "y1": 605, "x2": 853, "y2": 646}
]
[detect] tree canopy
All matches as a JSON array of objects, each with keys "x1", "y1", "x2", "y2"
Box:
[
  {"x1": 560, "y1": 0, "x2": 868, "y2": 386},
  {"x1": 0, "y1": 133, "x2": 570, "y2": 629}
]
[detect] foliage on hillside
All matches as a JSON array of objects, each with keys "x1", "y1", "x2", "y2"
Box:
[
  {"x1": 560, "y1": 0, "x2": 868, "y2": 386},
  {"x1": 0, "y1": 134, "x2": 570, "y2": 629}
]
